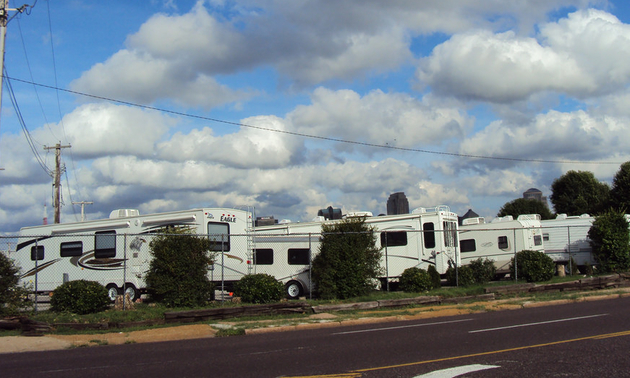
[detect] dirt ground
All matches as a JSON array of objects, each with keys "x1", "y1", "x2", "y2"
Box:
[{"x1": 2, "y1": 290, "x2": 629, "y2": 354}]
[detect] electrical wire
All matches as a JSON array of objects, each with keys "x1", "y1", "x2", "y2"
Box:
[
  {"x1": 2, "y1": 75, "x2": 626, "y2": 166},
  {"x1": 4, "y1": 70, "x2": 52, "y2": 176}
]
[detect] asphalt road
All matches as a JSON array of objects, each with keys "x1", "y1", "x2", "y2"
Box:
[{"x1": 3, "y1": 297, "x2": 630, "y2": 378}]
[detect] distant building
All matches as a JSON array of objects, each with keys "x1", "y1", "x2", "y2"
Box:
[
  {"x1": 523, "y1": 188, "x2": 548, "y2": 207},
  {"x1": 317, "y1": 206, "x2": 342, "y2": 220},
  {"x1": 387, "y1": 192, "x2": 409, "y2": 215},
  {"x1": 458, "y1": 209, "x2": 480, "y2": 226}
]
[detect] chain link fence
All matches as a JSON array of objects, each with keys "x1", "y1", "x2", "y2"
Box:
[{"x1": 1, "y1": 223, "x2": 594, "y2": 308}]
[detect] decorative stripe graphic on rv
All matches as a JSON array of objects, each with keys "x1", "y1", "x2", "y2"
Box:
[
  {"x1": 16, "y1": 236, "x2": 52, "y2": 252},
  {"x1": 21, "y1": 259, "x2": 61, "y2": 278},
  {"x1": 70, "y1": 251, "x2": 127, "y2": 271}
]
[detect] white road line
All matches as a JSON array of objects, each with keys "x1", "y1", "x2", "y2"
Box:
[
  {"x1": 332, "y1": 318, "x2": 473, "y2": 335},
  {"x1": 413, "y1": 364, "x2": 500, "y2": 378},
  {"x1": 468, "y1": 313, "x2": 608, "y2": 334}
]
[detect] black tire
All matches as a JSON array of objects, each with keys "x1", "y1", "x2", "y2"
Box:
[
  {"x1": 123, "y1": 284, "x2": 139, "y2": 301},
  {"x1": 106, "y1": 284, "x2": 119, "y2": 301},
  {"x1": 285, "y1": 280, "x2": 303, "y2": 299}
]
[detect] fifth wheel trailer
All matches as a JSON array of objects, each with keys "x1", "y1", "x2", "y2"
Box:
[
  {"x1": 16, "y1": 208, "x2": 253, "y2": 301},
  {"x1": 252, "y1": 206, "x2": 460, "y2": 298},
  {"x1": 458, "y1": 214, "x2": 544, "y2": 274}
]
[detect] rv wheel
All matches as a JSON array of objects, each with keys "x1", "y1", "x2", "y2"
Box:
[
  {"x1": 106, "y1": 284, "x2": 119, "y2": 301},
  {"x1": 285, "y1": 280, "x2": 303, "y2": 299},
  {"x1": 124, "y1": 284, "x2": 139, "y2": 301}
]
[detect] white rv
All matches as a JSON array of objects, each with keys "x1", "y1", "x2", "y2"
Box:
[
  {"x1": 16, "y1": 208, "x2": 253, "y2": 301},
  {"x1": 540, "y1": 214, "x2": 595, "y2": 267},
  {"x1": 252, "y1": 206, "x2": 460, "y2": 298},
  {"x1": 458, "y1": 214, "x2": 544, "y2": 274}
]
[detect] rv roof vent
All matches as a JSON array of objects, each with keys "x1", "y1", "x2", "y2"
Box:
[
  {"x1": 110, "y1": 209, "x2": 140, "y2": 219},
  {"x1": 556, "y1": 214, "x2": 568, "y2": 220},
  {"x1": 462, "y1": 217, "x2": 485, "y2": 225},
  {"x1": 344, "y1": 211, "x2": 373, "y2": 218},
  {"x1": 491, "y1": 215, "x2": 513, "y2": 223},
  {"x1": 517, "y1": 214, "x2": 541, "y2": 221},
  {"x1": 412, "y1": 207, "x2": 426, "y2": 214},
  {"x1": 312, "y1": 216, "x2": 326, "y2": 222},
  {"x1": 279, "y1": 219, "x2": 292, "y2": 224}
]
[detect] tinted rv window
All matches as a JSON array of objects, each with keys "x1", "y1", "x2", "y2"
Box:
[
  {"x1": 95, "y1": 231, "x2": 116, "y2": 258},
  {"x1": 380, "y1": 231, "x2": 407, "y2": 247},
  {"x1": 460, "y1": 239, "x2": 476, "y2": 252},
  {"x1": 543, "y1": 233, "x2": 549, "y2": 241},
  {"x1": 498, "y1": 236, "x2": 509, "y2": 250},
  {"x1": 60, "y1": 241, "x2": 83, "y2": 257},
  {"x1": 288, "y1": 248, "x2": 310, "y2": 265},
  {"x1": 423, "y1": 222, "x2": 436, "y2": 249},
  {"x1": 254, "y1": 249, "x2": 273, "y2": 265},
  {"x1": 534, "y1": 235, "x2": 542, "y2": 246},
  {"x1": 31, "y1": 245, "x2": 44, "y2": 261},
  {"x1": 207, "y1": 222, "x2": 230, "y2": 252}
]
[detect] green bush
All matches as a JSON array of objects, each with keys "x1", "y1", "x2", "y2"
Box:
[
  {"x1": 510, "y1": 250, "x2": 555, "y2": 282},
  {"x1": 233, "y1": 274, "x2": 284, "y2": 304},
  {"x1": 312, "y1": 217, "x2": 383, "y2": 299},
  {"x1": 445, "y1": 265, "x2": 475, "y2": 287},
  {"x1": 588, "y1": 209, "x2": 630, "y2": 273},
  {"x1": 0, "y1": 253, "x2": 31, "y2": 316},
  {"x1": 399, "y1": 267, "x2": 433, "y2": 292},
  {"x1": 468, "y1": 258, "x2": 497, "y2": 284},
  {"x1": 427, "y1": 264, "x2": 442, "y2": 289},
  {"x1": 146, "y1": 228, "x2": 216, "y2": 307},
  {"x1": 50, "y1": 280, "x2": 110, "y2": 314}
]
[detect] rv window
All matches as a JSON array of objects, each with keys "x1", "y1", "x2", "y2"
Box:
[
  {"x1": 498, "y1": 236, "x2": 509, "y2": 250},
  {"x1": 95, "y1": 231, "x2": 116, "y2": 258},
  {"x1": 254, "y1": 249, "x2": 273, "y2": 265},
  {"x1": 534, "y1": 235, "x2": 543, "y2": 246},
  {"x1": 423, "y1": 222, "x2": 436, "y2": 249},
  {"x1": 543, "y1": 233, "x2": 549, "y2": 241},
  {"x1": 288, "y1": 248, "x2": 310, "y2": 265},
  {"x1": 381, "y1": 231, "x2": 407, "y2": 247},
  {"x1": 460, "y1": 239, "x2": 476, "y2": 252},
  {"x1": 443, "y1": 221, "x2": 458, "y2": 247},
  {"x1": 207, "y1": 222, "x2": 230, "y2": 252},
  {"x1": 60, "y1": 241, "x2": 83, "y2": 257},
  {"x1": 31, "y1": 245, "x2": 44, "y2": 261}
]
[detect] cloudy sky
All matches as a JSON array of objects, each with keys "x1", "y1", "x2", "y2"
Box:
[{"x1": 1, "y1": 0, "x2": 630, "y2": 234}]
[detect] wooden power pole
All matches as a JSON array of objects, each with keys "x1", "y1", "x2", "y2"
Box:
[
  {"x1": 72, "y1": 201, "x2": 93, "y2": 222},
  {"x1": 44, "y1": 143, "x2": 71, "y2": 223}
]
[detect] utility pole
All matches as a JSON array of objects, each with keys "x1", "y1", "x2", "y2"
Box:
[
  {"x1": 72, "y1": 201, "x2": 93, "y2": 222},
  {"x1": 44, "y1": 143, "x2": 71, "y2": 223}
]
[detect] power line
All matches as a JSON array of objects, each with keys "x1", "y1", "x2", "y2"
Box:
[{"x1": 2, "y1": 75, "x2": 625, "y2": 166}]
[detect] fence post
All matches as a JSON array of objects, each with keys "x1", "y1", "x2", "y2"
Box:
[
  {"x1": 384, "y1": 232, "x2": 389, "y2": 292},
  {"x1": 123, "y1": 234, "x2": 127, "y2": 311},
  {"x1": 221, "y1": 234, "x2": 225, "y2": 306},
  {"x1": 567, "y1": 225, "x2": 572, "y2": 275},
  {"x1": 34, "y1": 238, "x2": 39, "y2": 313},
  {"x1": 309, "y1": 233, "x2": 313, "y2": 300},
  {"x1": 514, "y1": 228, "x2": 518, "y2": 282}
]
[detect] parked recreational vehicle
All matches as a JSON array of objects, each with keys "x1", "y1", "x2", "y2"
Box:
[
  {"x1": 252, "y1": 206, "x2": 460, "y2": 298},
  {"x1": 540, "y1": 214, "x2": 595, "y2": 267},
  {"x1": 458, "y1": 214, "x2": 544, "y2": 274},
  {"x1": 16, "y1": 208, "x2": 253, "y2": 301}
]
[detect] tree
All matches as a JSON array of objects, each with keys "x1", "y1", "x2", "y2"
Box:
[
  {"x1": 550, "y1": 170, "x2": 610, "y2": 216},
  {"x1": 146, "y1": 228, "x2": 215, "y2": 307},
  {"x1": 588, "y1": 209, "x2": 630, "y2": 273},
  {"x1": 311, "y1": 217, "x2": 383, "y2": 299},
  {"x1": 610, "y1": 161, "x2": 630, "y2": 212},
  {"x1": 0, "y1": 253, "x2": 30, "y2": 316},
  {"x1": 497, "y1": 198, "x2": 554, "y2": 220}
]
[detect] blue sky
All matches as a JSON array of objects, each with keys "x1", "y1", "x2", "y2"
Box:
[{"x1": 1, "y1": 0, "x2": 630, "y2": 234}]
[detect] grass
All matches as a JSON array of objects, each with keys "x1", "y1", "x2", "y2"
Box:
[{"x1": 0, "y1": 272, "x2": 624, "y2": 337}]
